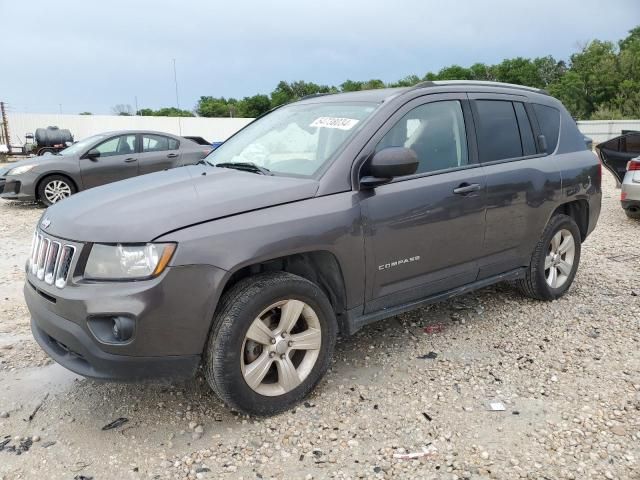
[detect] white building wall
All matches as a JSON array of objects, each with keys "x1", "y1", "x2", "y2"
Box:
[
  {"x1": 6, "y1": 112, "x2": 253, "y2": 147},
  {"x1": 577, "y1": 120, "x2": 640, "y2": 145}
]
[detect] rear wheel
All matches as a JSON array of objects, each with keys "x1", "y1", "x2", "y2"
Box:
[
  {"x1": 517, "y1": 214, "x2": 581, "y2": 300},
  {"x1": 37, "y1": 175, "x2": 76, "y2": 206},
  {"x1": 624, "y1": 208, "x2": 640, "y2": 220},
  {"x1": 204, "y1": 272, "x2": 337, "y2": 416}
]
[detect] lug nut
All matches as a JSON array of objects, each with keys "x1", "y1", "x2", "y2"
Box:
[
  {"x1": 288, "y1": 341, "x2": 293, "y2": 347},
  {"x1": 269, "y1": 352, "x2": 275, "y2": 358},
  {"x1": 270, "y1": 338, "x2": 276, "y2": 344},
  {"x1": 280, "y1": 354, "x2": 286, "y2": 360}
]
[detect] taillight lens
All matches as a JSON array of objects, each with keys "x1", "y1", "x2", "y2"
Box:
[{"x1": 627, "y1": 159, "x2": 640, "y2": 171}]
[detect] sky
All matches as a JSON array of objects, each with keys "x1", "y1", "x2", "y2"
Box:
[{"x1": 1, "y1": 0, "x2": 638, "y2": 115}]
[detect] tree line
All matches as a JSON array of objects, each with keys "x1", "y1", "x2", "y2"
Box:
[{"x1": 125, "y1": 26, "x2": 640, "y2": 120}]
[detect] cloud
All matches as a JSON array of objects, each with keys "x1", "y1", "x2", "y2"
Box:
[{"x1": 1, "y1": 0, "x2": 638, "y2": 113}]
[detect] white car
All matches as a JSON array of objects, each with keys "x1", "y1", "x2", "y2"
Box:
[{"x1": 597, "y1": 132, "x2": 640, "y2": 219}]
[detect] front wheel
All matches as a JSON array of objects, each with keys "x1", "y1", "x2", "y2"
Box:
[
  {"x1": 517, "y1": 214, "x2": 581, "y2": 300},
  {"x1": 204, "y1": 272, "x2": 337, "y2": 416},
  {"x1": 38, "y1": 175, "x2": 76, "y2": 206}
]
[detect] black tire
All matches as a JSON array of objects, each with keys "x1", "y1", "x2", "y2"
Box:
[
  {"x1": 37, "y1": 174, "x2": 76, "y2": 206},
  {"x1": 517, "y1": 214, "x2": 581, "y2": 301},
  {"x1": 624, "y1": 208, "x2": 640, "y2": 220},
  {"x1": 204, "y1": 272, "x2": 337, "y2": 416}
]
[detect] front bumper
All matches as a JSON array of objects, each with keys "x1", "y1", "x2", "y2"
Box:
[
  {"x1": 0, "y1": 173, "x2": 37, "y2": 201},
  {"x1": 26, "y1": 263, "x2": 227, "y2": 381}
]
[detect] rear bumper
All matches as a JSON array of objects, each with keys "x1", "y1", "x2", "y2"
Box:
[{"x1": 621, "y1": 172, "x2": 640, "y2": 204}]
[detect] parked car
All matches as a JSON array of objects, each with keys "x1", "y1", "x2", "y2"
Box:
[
  {"x1": 0, "y1": 130, "x2": 212, "y2": 206},
  {"x1": 596, "y1": 132, "x2": 640, "y2": 219},
  {"x1": 25, "y1": 81, "x2": 601, "y2": 415}
]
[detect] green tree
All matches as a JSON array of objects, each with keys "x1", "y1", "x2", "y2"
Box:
[
  {"x1": 196, "y1": 96, "x2": 239, "y2": 117},
  {"x1": 138, "y1": 107, "x2": 194, "y2": 117},
  {"x1": 436, "y1": 65, "x2": 474, "y2": 80},
  {"x1": 237, "y1": 94, "x2": 272, "y2": 117},
  {"x1": 78, "y1": 111, "x2": 92, "y2": 115},
  {"x1": 270, "y1": 81, "x2": 336, "y2": 107},
  {"x1": 568, "y1": 40, "x2": 621, "y2": 117},
  {"x1": 469, "y1": 63, "x2": 496, "y2": 81}
]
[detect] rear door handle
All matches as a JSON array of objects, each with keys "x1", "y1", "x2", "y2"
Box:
[
  {"x1": 167, "y1": 153, "x2": 179, "y2": 158},
  {"x1": 124, "y1": 157, "x2": 137, "y2": 163},
  {"x1": 453, "y1": 183, "x2": 481, "y2": 195}
]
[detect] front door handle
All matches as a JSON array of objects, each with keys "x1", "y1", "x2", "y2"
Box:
[
  {"x1": 453, "y1": 183, "x2": 481, "y2": 195},
  {"x1": 124, "y1": 157, "x2": 137, "y2": 163},
  {"x1": 167, "y1": 153, "x2": 179, "y2": 158}
]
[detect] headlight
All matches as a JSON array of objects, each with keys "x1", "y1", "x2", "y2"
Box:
[
  {"x1": 84, "y1": 243, "x2": 176, "y2": 280},
  {"x1": 6, "y1": 164, "x2": 35, "y2": 175}
]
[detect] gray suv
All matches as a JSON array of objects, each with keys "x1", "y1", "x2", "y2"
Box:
[{"x1": 25, "y1": 81, "x2": 601, "y2": 415}]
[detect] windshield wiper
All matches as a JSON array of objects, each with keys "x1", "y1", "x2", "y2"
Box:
[{"x1": 215, "y1": 162, "x2": 272, "y2": 175}]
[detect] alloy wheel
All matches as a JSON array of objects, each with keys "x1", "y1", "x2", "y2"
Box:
[
  {"x1": 241, "y1": 299, "x2": 322, "y2": 396},
  {"x1": 544, "y1": 229, "x2": 575, "y2": 289},
  {"x1": 43, "y1": 180, "x2": 72, "y2": 204}
]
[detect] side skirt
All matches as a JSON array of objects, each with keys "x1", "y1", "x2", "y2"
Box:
[{"x1": 342, "y1": 267, "x2": 527, "y2": 335}]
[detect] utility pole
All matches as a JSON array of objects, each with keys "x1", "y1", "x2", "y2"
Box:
[
  {"x1": 1, "y1": 102, "x2": 11, "y2": 154},
  {"x1": 134, "y1": 96, "x2": 138, "y2": 115},
  {"x1": 172, "y1": 58, "x2": 182, "y2": 134}
]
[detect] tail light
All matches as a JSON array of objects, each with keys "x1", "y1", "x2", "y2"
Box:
[{"x1": 627, "y1": 159, "x2": 640, "y2": 171}]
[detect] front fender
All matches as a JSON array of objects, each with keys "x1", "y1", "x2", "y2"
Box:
[{"x1": 157, "y1": 193, "x2": 365, "y2": 310}]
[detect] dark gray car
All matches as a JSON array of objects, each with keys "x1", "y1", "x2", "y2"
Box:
[
  {"x1": 0, "y1": 130, "x2": 212, "y2": 205},
  {"x1": 25, "y1": 81, "x2": 601, "y2": 415}
]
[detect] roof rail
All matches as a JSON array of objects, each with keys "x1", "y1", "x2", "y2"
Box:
[{"x1": 410, "y1": 80, "x2": 549, "y2": 95}]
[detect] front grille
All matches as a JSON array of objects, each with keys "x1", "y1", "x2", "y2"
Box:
[{"x1": 29, "y1": 232, "x2": 76, "y2": 288}]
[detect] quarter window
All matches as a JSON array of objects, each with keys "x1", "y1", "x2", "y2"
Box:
[
  {"x1": 533, "y1": 104, "x2": 560, "y2": 154},
  {"x1": 475, "y1": 100, "x2": 522, "y2": 162},
  {"x1": 142, "y1": 134, "x2": 178, "y2": 152},
  {"x1": 376, "y1": 100, "x2": 468, "y2": 174},
  {"x1": 93, "y1": 134, "x2": 136, "y2": 157}
]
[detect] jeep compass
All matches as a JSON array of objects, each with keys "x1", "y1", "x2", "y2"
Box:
[{"x1": 25, "y1": 81, "x2": 601, "y2": 415}]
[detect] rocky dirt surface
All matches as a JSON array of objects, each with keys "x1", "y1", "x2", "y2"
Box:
[{"x1": 0, "y1": 169, "x2": 638, "y2": 480}]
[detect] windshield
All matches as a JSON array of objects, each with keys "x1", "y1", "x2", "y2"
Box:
[
  {"x1": 206, "y1": 102, "x2": 378, "y2": 177},
  {"x1": 58, "y1": 134, "x2": 109, "y2": 156}
]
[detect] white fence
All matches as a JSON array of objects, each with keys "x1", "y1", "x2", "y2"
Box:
[
  {"x1": 5, "y1": 112, "x2": 253, "y2": 148},
  {"x1": 576, "y1": 120, "x2": 640, "y2": 145},
  {"x1": 4, "y1": 112, "x2": 640, "y2": 150}
]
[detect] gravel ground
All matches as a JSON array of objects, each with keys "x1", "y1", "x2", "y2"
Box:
[{"x1": 0, "y1": 169, "x2": 638, "y2": 480}]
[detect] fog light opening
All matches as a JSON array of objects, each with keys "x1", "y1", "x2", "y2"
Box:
[{"x1": 112, "y1": 316, "x2": 134, "y2": 342}]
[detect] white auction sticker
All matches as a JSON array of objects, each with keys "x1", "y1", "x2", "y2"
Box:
[{"x1": 310, "y1": 117, "x2": 359, "y2": 130}]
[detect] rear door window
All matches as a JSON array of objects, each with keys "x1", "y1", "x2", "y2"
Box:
[
  {"x1": 475, "y1": 100, "x2": 522, "y2": 162},
  {"x1": 533, "y1": 104, "x2": 560, "y2": 154},
  {"x1": 622, "y1": 134, "x2": 640, "y2": 154},
  {"x1": 514, "y1": 102, "x2": 536, "y2": 156},
  {"x1": 142, "y1": 134, "x2": 178, "y2": 152}
]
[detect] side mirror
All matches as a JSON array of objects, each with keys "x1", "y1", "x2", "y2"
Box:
[
  {"x1": 537, "y1": 134, "x2": 548, "y2": 154},
  {"x1": 360, "y1": 147, "x2": 419, "y2": 188},
  {"x1": 85, "y1": 148, "x2": 100, "y2": 159}
]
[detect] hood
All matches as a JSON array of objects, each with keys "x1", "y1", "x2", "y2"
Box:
[
  {"x1": 42, "y1": 165, "x2": 319, "y2": 242},
  {"x1": 1, "y1": 154, "x2": 74, "y2": 175}
]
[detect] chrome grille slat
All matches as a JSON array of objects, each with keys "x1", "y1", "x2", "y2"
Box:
[
  {"x1": 28, "y1": 231, "x2": 77, "y2": 289},
  {"x1": 44, "y1": 241, "x2": 60, "y2": 285},
  {"x1": 36, "y1": 238, "x2": 50, "y2": 280}
]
